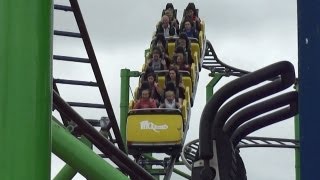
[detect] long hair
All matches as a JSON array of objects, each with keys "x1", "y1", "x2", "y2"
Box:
[{"x1": 166, "y1": 66, "x2": 181, "y2": 86}]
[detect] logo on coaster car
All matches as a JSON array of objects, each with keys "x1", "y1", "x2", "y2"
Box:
[{"x1": 140, "y1": 120, "x2": 168, "y2": 133}]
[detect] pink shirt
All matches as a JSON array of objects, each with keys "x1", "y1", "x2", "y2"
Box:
[{"x1": 133, "y1": 98, "x2": 157, "y2": 109}]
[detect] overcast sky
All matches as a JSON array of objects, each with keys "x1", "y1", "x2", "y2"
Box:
[{"x1": 52, "y1": 0, "x2": 298, "y2": 179}]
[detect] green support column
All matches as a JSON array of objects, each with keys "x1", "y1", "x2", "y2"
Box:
[
  {"x1": 0, "y1": 1, "x2": 52, "y2": 180},
  {"x1": 120, "y1": 69, "x2": 130, "y2": 150},
  {"x1": 52, "y1": 118, "x2": 128, "y2": 180},
  {"x1": 206, "y1": 73, "x2": 223, "y2": 102},
  {"x1": 54, "y1": 165, "x2": 77, "y2": 180},
  {"x1": 120, "y1": 69, "x2": 140, "y2": 151},
  {"x1": 54, "y1": 136, "x2": 93, "y2": 180}
]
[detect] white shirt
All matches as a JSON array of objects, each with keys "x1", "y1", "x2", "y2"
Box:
[
  {"x1": 163, "y1": 26, "x2": 170, "y2": 37},
  {"x1": 164, "y1": 99, "x2": 177, "y2": 109}
]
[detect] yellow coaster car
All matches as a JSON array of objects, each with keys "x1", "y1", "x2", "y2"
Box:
[{"x1": 127, "y1": 108, "x2": 184, "y2": 156}]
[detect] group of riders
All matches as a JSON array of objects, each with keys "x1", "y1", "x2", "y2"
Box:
[{"x1": 133, "y1": 3, "x2": 202, "y2": 111}]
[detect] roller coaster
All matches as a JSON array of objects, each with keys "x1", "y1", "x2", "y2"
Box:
[
  {"x1": 51, "y1": 2, "x2": 298, "y2": 179},
  {"x1": 3, "y1": 0, "x2": 320, "y2": 180},
  {"x1": 124, "y1": 6, "x2": 205, "y2": 180}
]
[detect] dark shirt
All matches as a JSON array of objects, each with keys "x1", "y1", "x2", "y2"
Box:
[
  {"x1": 156, "y1": 24, "x2": 176, "y2": 37},
  {"x1": 184, "y1": 28, "x2": 198, "y2": 39}
]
